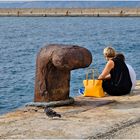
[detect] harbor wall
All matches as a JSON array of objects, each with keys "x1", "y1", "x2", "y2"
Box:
[{"x1": 0, "y1": 8, "x2": 140, "y2": 17}]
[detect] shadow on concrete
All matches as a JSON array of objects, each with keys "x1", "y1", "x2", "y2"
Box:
[
  {"x1": 109, "y1": 100, "x2": 140, "y2": 110},
  {"x1": 74, "y1": 97, "x2": 116, "y2": 108}
]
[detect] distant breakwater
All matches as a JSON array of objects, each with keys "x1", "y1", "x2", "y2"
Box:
[{"x1": 0, "y1": 8, "x2": 140, "y2": 17}]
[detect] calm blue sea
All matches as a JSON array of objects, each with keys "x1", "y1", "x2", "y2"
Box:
[{"x1": 0, "y1": 17, "x2": 140, "y2": 115}]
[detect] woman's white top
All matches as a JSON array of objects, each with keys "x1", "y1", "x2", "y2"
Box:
[{"x1": 126, "y1": 64, "x2": 136, "y2": 90}]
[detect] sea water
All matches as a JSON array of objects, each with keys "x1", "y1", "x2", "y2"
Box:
[{"x1": 0, "y1": 17, "x2": 140, "y2": 114}]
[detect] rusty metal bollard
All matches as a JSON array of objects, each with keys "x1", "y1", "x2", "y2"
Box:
[{"x1": 34, "y1": 44, "x2": 92, "y2": 102}]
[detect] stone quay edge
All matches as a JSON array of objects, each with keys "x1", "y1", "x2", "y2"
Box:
[{"x1": 0, "y1": 8, "x2": 140, "y2": 17}]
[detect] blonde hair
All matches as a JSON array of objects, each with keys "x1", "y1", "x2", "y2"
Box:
[{"x1": 103, "y1": 47, "x2": 116, "y2": 58}]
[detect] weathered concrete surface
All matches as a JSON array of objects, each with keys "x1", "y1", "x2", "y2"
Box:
[
  {"x1": 0, "y1": 8, "x2": 140, "y2": 17},
  {"x1": 101, "y1": 122, "x2": 140, "y2": 139},
  {"x1": 0, "y1": 81, "x2": 140, "y2": 139}
]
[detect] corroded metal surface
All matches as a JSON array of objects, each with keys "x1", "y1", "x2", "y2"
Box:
[{"x1": 34, "y1": 44, "x2": 92, "y2": 102}]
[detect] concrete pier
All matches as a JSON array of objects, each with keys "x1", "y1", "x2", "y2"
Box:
[
  {"x1": 0, "y1": 81, "x2": 140, "y2": 139},
  {"x1": 0, "y1": 8, "x2": 140, "y2": 17}
]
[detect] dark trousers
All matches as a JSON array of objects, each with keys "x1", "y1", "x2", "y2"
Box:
[{"x1": 102, "y1": 80, "x2": 130, "y2": 96}]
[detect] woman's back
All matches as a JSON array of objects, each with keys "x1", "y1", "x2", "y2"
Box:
[{"x1": 109, "y1": 57, "x2": 132, "y2": 95}]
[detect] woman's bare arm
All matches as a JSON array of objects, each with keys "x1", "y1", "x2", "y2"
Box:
[{"x1": 98, "y1": 60, "x2": 114, "y2": 80}]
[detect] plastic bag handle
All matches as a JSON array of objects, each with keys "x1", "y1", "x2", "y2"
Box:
[{"x1": 85, "y1": 68, "x2": 99, "y2": 85}]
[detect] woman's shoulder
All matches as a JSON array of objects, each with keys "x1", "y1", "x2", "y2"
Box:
[
  {"x1": 106, "y1": 59, "x2": 114, "y2": 69},
  {"x1": 108, "y1": 59, "x2": 114, "y2": 64}
]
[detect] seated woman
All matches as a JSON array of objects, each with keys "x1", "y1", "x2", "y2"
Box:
[
  {"x1": 98, "y1": 47, "x2": 132, "y2": 96},
  {"x1": 115, "y1": 53, "x2": 136, "y2": 91}
]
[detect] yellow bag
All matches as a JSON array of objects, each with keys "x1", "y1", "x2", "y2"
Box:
[{"x1": 83, "y1": 69, "x2": 105, "y2": 97}]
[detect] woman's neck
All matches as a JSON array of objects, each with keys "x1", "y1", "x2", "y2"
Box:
[{"x1": 107, "y1": 57, "x2": 114, "y2": 61}]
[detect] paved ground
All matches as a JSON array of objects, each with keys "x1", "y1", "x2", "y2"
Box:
[
  {"x1": 0, "y1": 81, "x2": 140, "y2": 139},
  {"x1": 101, "y1": 122, "x2": 140, "y2": 139}
]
